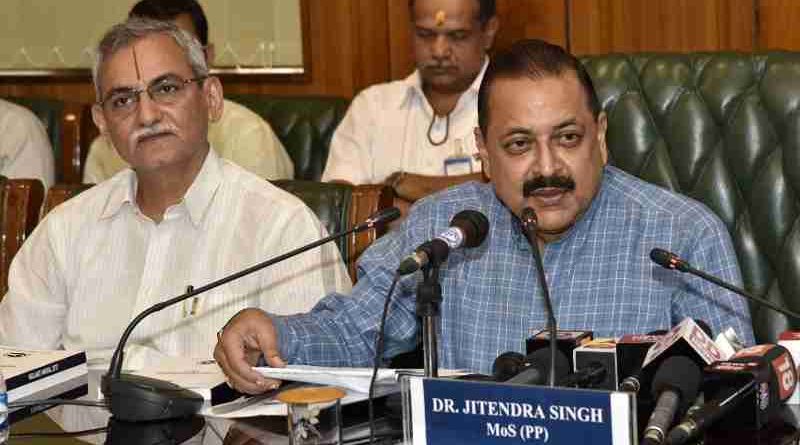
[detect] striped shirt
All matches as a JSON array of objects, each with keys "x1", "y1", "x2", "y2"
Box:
[{"x1": 274, "y1": 166, "x2": 754, "y2": 374}]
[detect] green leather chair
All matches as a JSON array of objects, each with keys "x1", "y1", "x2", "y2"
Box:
[
  {"x1": 272, "y1": 180, "x2": 393, "y2": 281},
  {"x1": 226, "y1": 95, "x2": 349, "y2": 181},
  {"x1": 3, "y1": 96, "x2": 85, "y2": 184},
  {"x1": 581, "y1": 52, "x2": 800, "y2": 343}
]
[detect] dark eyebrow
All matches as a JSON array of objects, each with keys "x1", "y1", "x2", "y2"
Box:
[
  {"x1": 501, "y1": 127, "x2": 534, "y2": 138},
  {"x1": 553, "y1": 118, "x2": 581, "y2": 131}
]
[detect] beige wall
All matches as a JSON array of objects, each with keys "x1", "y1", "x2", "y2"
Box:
[{"x1": 0, "y1": 0, "x2": 303, "y2": 69}]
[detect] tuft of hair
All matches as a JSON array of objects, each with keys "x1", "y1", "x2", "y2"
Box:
[
  {"x1": 92, "y1": 18, "x2": 208, "y2": 101},
  {"x1": 129, "y1": 0, "x2": 208, "y2": 46},
  {"x1": 477, "y1": 39, "x2": 601, "y2": 136},
  {"x1": 408, "y1": 0, "x2": 496, "y2": 26}
]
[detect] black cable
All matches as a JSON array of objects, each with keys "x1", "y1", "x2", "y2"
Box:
[
  {"x1": 10, "y1": 426, "x2": 107, "y2": 439},
  {"x1": 368, "y1": 272, "x2": 401, "y2": 445},
  {"x1": 8, "y1": 399, "x2": 108, "y2": 409}
]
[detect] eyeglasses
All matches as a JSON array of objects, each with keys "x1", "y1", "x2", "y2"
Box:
[{"x1": 98, "y1": 75, "x2": 206, "y2": 119}]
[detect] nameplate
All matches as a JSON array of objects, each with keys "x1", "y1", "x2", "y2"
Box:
[{"x1": 408, "y1": 378, "x2": 636, "y2": 444}]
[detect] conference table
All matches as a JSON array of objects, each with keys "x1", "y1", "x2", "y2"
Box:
[{"x1": 8, "y1": 395, "x2": 800, "y2": 444}]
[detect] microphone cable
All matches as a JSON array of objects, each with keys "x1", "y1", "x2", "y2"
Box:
[{"x1": 368, "y1": 271, "x2": 402, "y2": 445}]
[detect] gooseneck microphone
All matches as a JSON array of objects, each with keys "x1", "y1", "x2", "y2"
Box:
[
  {"x1": 649, "y1": 248, "x2": 800, "y2": 320},
  {"x1": 102, "y1": 207, "x2": 401, "y2": 422},
  {"x1": 520, "y1": 207, "x2": 559, "y2": 387},
  {"x1": 397, "y1": 209, "x2": 489, "y2": 275}
]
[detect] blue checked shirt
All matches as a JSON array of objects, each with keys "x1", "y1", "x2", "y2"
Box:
[{"x1": 272, "y1": 166, "x2": 754, "y2": 374}]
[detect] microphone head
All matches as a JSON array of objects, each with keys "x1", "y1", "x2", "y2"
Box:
[
  {"x1": 492, "y1": 351, "x2": 526, "y2": 381},
  {"x1": 450, "y1": 210, "x2": 489, "y2": 248},
  {"x1": 520, "y1": 207, "x2": 538, "y2": 232},
  {"x1": 366, "y1": 207, "x2": 401, "y2": 227},
  {"x1": 527, "y1": 347, "x2": 570, "y2": 382},
  {"x1": 650, "y1": 248, "x2": 690, "y2": 272},
  {"x1": 651, "y1": 355, "x2": 703, "y2": 410}
]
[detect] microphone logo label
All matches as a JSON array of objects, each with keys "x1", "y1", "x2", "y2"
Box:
[
  {"x1": 772, "y1": 352, "x2": 797, "y2": 401},
  {"x1": 438, "y1": 227, "x2": 465, "y2": 248}
]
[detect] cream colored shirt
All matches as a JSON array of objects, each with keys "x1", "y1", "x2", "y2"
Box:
[
  {"x1": 83, "y1": 99, "x2": 294, "y2": 183},
  {"x1": 0, "y1": 148, "x2": 350, "y2": 369},
  {"x1": 321, "y1": 60, "x2": 487, "y2": 184},
  {"x1": 0, "y1": 98, "x2": 55, "y2": 190}
]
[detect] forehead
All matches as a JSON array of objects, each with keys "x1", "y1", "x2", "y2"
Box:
[
  {"x1": 486, "y1": 73, "x2": 593, "y2": 132},
  {"x1": 99, "y1": 33, "x2": 193, "y2": 95},
  {"x1": 413, "y1": 0, "x2": 479, "y2": 28}
]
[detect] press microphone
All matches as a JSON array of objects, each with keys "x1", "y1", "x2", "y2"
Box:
[
  {"x1": 649, "y1": 247, "x2": 800, "y2": 320},
  {"x1": 519, "y1": 207, "x2": 559, "y2": 387},
  {"x1": 504, "y1": 348, "x2": 570, "y2": 385},
  {"x1": 101, "y1": 207, "x2": 401, "y2": 422},
  {"x1": 665, "y1": 344, "x2": 797, "y2": 444},
  {"x1": 570, "y1": 339, "x2": 618, "y2": 389},
  {"x1": 641, "y1": 355, "x2": 704, "y2": 445},
  {"x1": 397, "y1": 209, "x2": 489, "y2": 275},
  {"x1": 620, "y1": 320, "x2": 716, "y2": 394}
]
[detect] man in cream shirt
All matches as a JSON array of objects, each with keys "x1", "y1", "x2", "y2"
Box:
[
  {"x1": 0, "y1": 18, "x2": 350, "y2": 371},
  {"x1": 83, "y1": 0, "x2": 294, "y2": 184},
  {"x1": 322, "y1": 0, "x2": 498, "y2": 211}
]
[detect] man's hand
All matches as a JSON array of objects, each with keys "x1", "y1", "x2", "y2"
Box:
[{"x1": 214, "y1": 308, "x2": 286, "y2": 394}]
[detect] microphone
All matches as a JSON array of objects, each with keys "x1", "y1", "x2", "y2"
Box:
[
  {"x1": 649, "y1": 247, "x2": 800, "y2": 320},
  {"x1": 641, "y1": 355, "x2": 703, "y2": 445},
  {"x1": 504, "y1": 348, "x2": 570, "y2": 385},
  {"x1": 558, "y1": 361, "x2": 608, "y2": 388},
  {"x1": 571, "y1": 339, "x2": 618, "y2": 389},
  {"x1": 519, "y1": 207, "x2": 559, "y2": 387},
  {"x1": 665, "y1": 344, "x2": 797, "y2": 444},
  {"x1": 396, "y1": 209, "x2": 489, "y2": 275},
  {"x1": 101, "y1": 207, "x2": 401, "y2": 422},
  {"x1": 619, "y1": 320, "x2": 715, "y2": 394},
  {"x1": 617, "y1": 332, "x2": 666, "y2": 393}
]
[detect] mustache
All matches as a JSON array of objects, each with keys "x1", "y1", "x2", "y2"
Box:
[
  {"x1": 523, "y1": 175, "x2": 576, "y2": 196},
  {"x1": 129, "y1": 123, "x2": 176, "y2": 147}
]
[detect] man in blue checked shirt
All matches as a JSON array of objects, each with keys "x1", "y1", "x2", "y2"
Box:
[{"x1": 215, "y1": 39, "x2": 754, "y2": 394}]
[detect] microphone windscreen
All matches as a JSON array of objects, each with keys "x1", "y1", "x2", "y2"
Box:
[
  {"x1": 527, "y1": 347, "x2": 570, "y2": 381},
  {"x1": 651, "y1": 355, "x2": 703, "y2": 410},
  {"x1": 650, "y1": 248, "x2": 674, "y2": 268},
  {"x1": 451, "y1": 210, "x2": 489, "y2": 248},
  {"x1": 371, "y1": 207, "x2": 401, "y2": 225},
  {"x1": 492, "y1": 351, "x2": 526, "y2": 381}
]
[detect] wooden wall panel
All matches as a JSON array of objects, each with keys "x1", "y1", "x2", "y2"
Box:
[
  {"x1": 759, "y1": 0, "x2": 800, "y2": 50},
  {"x1": 569, "y1": 0, "x2": 754, "y2": 55},
  {"x1": 2, "y1": 0, "x2": 800, "y2": 108},
  {"x1": 0, "y1": 0, "x2": 388, "y2": 102},
  {"x1": 387, "y1": 0, "x2": 568, "y2": 80}
]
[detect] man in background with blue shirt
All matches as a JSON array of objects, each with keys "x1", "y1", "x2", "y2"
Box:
[{"x1": 215, "y1": 39, "x2": 754, "y2": 394}]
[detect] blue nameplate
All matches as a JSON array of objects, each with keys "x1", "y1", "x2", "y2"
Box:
[{"x1": 408, "y1": 378, "x2": 636, "y2": 444}]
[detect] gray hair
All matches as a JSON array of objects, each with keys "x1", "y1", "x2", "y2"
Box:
[{"x1": 92, "y1": 17, "x2": 208, "y2": 100}]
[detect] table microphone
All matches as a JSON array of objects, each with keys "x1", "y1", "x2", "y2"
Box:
[
  {"x1": 101, "y1": 207, "x2": 401, "y2": 422},
  {"x1": 649, "y1": 248, "x2": 800, "y2": 320},
  {"x1": 520, "y1": 207, "x2": 558, "y2": 387}
]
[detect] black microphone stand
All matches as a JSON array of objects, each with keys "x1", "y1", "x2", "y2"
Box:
[
  {"x1": 651, "y1": 248, "x2": 800, "y2": 321},
  {"x1": 103, "y1": 207, "x2": 400, "y2": 422},
  {"x1": 416, "y1": 263, "x2": 443, "y2": 377},
  {"x1": 521, "y1": 207, "x2": 558, "y2": 387}
]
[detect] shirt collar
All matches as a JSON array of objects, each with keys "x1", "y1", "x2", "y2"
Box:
[
  {"x1": 99, "y1": 147, "x2": 223, "y2": 227},
  {"x1": 398, "y1": 56, "x2": 490, "y2": 109}
]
